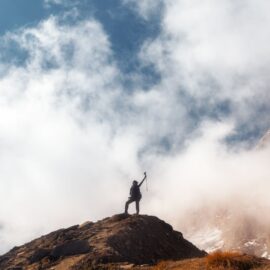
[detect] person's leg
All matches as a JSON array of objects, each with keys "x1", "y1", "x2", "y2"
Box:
[
  {"x1": 135, "y1": 200, "x2": 140, "y2": 215},
  {"x1": 125, "y1": 198, "x2": 134, "y2": 214}
]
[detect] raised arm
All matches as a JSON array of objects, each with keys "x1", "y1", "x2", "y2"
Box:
[{"x1": 138, "y1": 172, "x2": 147, "y2": 187}]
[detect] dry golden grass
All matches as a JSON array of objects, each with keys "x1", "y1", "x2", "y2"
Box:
[
  {"x1": 150, "y1": 258, "x2": 206, "y2": 270},
  {"x1": 206, "y1": 251, "x2": 263, "y2": 270},
  {"x1": 148, "y1": 252, "x2": 270, "y2": 270}
]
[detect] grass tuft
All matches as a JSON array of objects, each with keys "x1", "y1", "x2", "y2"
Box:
[{"x1": 206, "y1": 251, "x2": 262, "y2": 270}]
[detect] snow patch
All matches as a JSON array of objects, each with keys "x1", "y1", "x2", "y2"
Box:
[{"x1": 188, "y1": 227, "x2": 224, "y2": 252}]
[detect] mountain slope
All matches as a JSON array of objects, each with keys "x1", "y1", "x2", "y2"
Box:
[{"x1": 0, "y1": 214, "x2": 205, "y2": 270}]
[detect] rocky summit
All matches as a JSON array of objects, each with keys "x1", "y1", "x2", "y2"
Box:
[{"x1": 0, "y1": 214, "x2": 205, "y2": 270}]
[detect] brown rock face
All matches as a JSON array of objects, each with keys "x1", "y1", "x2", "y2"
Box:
[{"x1": 0, "y1": 214, "x2": 205, "y2": 269}]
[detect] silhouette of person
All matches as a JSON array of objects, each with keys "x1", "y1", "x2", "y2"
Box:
[{"x1": 125, "y1": 172, "x2": 147, "y2": 215}]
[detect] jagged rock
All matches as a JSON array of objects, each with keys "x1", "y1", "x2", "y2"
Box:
[
  {"x1": 0, "y1": 214, "x2": 206, "y2": 269},
  {"x1": 50, "y1": 239, "x2": 91, "y2": 259},
  {"x1": 29, "y1": 248, "x2": 51, "y2": 263},
  {"x1": 79, "y1": 221, "x2": 93, "y2": 229}
]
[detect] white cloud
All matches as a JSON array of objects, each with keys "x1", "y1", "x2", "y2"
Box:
[
  {"x1": 139, "y1": 0, "x2": 270, "y2": 131},
  {"x1": 43, "y1": 0, "x2": 79, "y2": 8},
  {"x1": 128, "y1": 0, "x2": 270, "y2": 252},
  {"x1": 122, "y1": 0, "x2": 163, "y2": 19},
  {"x1": 0, "y1": 17, "x2": 130, "y2": 252},
  {"x1": 0, "y1": 14, "x2": 192, "y2": 253},
  {"x1": 0, "y1": 0, "x2": 270, "y2": 256}
]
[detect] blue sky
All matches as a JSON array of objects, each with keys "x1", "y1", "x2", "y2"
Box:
[
  {"x1": 0, "y1": 0, "x2": 45, "y2": 34},
  {"x1": 0, "y1": 0, "x2": 270, "y2": 255},
  {"x1": 0, "y1": 0, "x2": 161, "y2": 83}
]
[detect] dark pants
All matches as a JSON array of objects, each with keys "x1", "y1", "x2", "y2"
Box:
[{"x1": 125, "y1": 197, "x2": 141, "y2": 214}]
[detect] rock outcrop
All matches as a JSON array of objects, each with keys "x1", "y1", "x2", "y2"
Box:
[{"x1": 0, "y1": 214, "x2": 206, "y2": 269}]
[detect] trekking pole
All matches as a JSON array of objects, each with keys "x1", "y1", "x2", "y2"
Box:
[{"x1": 145, "y1": 171, "x2": 148, "y2": 192}]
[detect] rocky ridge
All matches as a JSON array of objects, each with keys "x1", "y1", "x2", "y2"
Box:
[{"x1": 0, "y1": 214, "x2": 205, "y2": 270}]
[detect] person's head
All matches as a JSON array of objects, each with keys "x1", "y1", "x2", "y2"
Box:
[{"x1": 133, "y1": 180, "x2": 138, "y2": 186}]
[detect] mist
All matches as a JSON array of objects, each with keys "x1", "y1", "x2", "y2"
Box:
[{"x1": 0, "y1": 0, "x2": 270, "y2": 255}]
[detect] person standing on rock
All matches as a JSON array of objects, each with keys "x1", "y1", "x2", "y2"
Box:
[{"x1": 125, "y1": 172, "x2": 147, "y2": 215}]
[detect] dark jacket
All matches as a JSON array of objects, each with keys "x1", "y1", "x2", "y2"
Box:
[{"x1": 130, "y1": 185, "x2": 141, "y2": 200}]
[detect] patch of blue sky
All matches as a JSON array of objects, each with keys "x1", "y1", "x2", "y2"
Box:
[
  {"x1": 0, "y1": 0, "x2": 162, "y2": 89},
  {"x1": 0, "y1": 0, "x2": 62, "y2": 35},
  {"x1": 69, "y1": 0, "x2": 162, "y2": 89},
  {"x1": 226, "y1": 104, "x2": 270, "y2": 147},
  {"x1": 0, "y1": 38, "x2": 28, "y2": 68},
  {"x1": 0, "y1": 0, "x2": 62, "y2": 69}
]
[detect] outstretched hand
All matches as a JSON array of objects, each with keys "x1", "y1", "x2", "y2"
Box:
[{"x1": 138, "y1": 172, "x2": 147, "y2": 187}]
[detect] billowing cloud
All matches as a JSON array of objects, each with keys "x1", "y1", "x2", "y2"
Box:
[
  {"x1": 138, "y1": 0, "x2": 270, "y2": 136},
  {"x1": 0, "y1": 16, "x2": 128, "y2": 252},
  {"x1": 127, "y1": 0, "x2": 270, "y2": 254},
  {"x1": 0, "y1": 0, "x2": 270, "y2": 256},
  {"x1": 0, "y1": 13, "x2": 193, "y2": 253}
]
